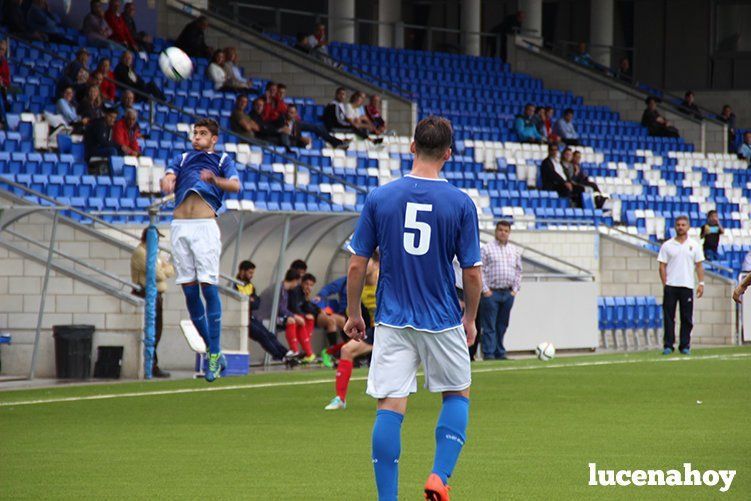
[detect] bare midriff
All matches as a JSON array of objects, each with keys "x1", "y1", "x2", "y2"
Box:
[{"x1": 173, "y1": 192, "x2": 216, "y2": 219}]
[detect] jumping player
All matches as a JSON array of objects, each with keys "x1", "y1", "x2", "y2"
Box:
[
  {"x1": 160, "y1": 118, "x2": 240, "y2": 382},
  {"x1": 324, "y1": 250, "x2": 380, "y2": 410},
  {"x1": 344, "y1": 116, "x2": 482, "y2": 500}
]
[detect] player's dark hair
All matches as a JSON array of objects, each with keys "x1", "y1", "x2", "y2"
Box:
[
  {"x1": 194, "y1": 117, "x2": 219, "y2": 137},
  {"x1": 564, "y1": 108, "x2": 574, "y2": 115},
  {"x1": 302, "y1": 273, "x2": 316, "y2": 283},
  {"x1": 278, "y1": 83, "x2": 287, "y2": 91},
  {"x1": 239, "y1": 260, "x2": 255, "y2": 271},
  {"x1": 413, "y1": 115, "x2": 453, "y2": 161},
  {"x1": 290, "y1": 259, "x2": 307, "y2": 272},
  {"x1": 335, "y1": 86, "x2": 346, "y2": 94},
  {"x1": 497, "y1": 220, "x2": 512, "y2": 230},
  {"x1": 675, "y1": 215, "x2": 690, "y2": 224},
  {"x1": 284, "y1": 269, "x2": 301, "y2": 282}
]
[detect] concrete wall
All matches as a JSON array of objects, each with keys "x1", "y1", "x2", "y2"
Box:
[
  {"x1": 678, "y1": 90, "x2": 751, "y2": 129},
  {"x1": 599, "y1": 234, "x2": 735, "y2": 346},
  {"x1": 507, "y1": 38, "x2": 728, "y2": 154},
  {"x1": 0, "y1": 213, "x2": 248, "y2": 378},
  {"x1": 158, "y1": 0, "x2": 416, "y2": 136},
  {"x1": 509, "y1": 229, "x2": 599, "y2": 279}
]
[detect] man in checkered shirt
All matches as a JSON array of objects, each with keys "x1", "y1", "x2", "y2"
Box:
[{"x1": 480, "y1": 220, "x2": 522, "y2": 360}]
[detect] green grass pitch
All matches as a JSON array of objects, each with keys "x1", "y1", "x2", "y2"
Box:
[{"x1": 1, "y1": 347, "x2": 749, "y2": 500}]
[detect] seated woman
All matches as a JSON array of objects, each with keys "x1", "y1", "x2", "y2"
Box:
[
  {"x1": 77, "y1": 84, "x2": 104, "y2": 123},
  {"x1": 365, "y1": 94, "x2": 386, "y2": 135},
  {"x1": 56, "y1": 86, "x2": 86, "y2": 133}
]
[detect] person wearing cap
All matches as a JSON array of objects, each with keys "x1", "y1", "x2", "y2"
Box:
[{"x1": 131, "y1": 228, "x2": 174, "y2": 378}]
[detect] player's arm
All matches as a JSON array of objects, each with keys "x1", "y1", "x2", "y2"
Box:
[
  {"x1": 200, "y1": 170, "x2": 241, "y2": 193},
  {"x1": 344, "y1": 255, "x2": 369, "y2": 341},
  {"x1": 462, "y1": 266, "x2": 482, "y2": 346},
  {"x1": 696, "y1": 261, "x2": 704, "y2": 298},
  {"x1": 658, "y1": 262, "x2": 667, "y2": 286}
]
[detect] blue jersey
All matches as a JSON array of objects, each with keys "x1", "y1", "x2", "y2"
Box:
[
  {"x1": 166, "y1": 150, "x2": 239, "y2": 215},
  {"x1": 348, "y1": 175, "x2": 482, "y2": 332}
]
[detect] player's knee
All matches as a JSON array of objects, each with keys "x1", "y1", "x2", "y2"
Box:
[
  {"x1": 286, "y1": 317, "x2": 296, "y2": 325},
  {"x1": 341, "y1": 343, "x2": 355, "y2": 360}
]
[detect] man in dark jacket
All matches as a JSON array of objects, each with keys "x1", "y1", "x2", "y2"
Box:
[
  {"x1": 541, "y1": 143, "x2": 582, "y2": 208},
  {"x1": 641, "y1": 97, "x2": 680, "y2": 138},
  {"x1": 175, "y1": 16, "x2": 212, "y2": 58},
  {"x1": 84, "y1": 107, "x2": 120, "y2": 163}
]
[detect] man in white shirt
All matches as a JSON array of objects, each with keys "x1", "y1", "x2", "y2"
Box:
[{"x1": 657, "y1": 216, "x2": 705, "y2": 355}]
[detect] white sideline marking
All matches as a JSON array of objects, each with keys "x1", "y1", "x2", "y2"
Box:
[{"x1": 1, "y1": 352, "x2": 749, "y2": 408}]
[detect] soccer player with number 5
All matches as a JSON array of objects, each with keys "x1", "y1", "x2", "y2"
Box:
[{"x1": 344, "y1": 116, "x2": 483, "y2": 501}]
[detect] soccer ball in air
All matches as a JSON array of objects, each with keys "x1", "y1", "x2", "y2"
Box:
[
  {"x1": 535, "y1": 342, "x2": 555, "y2": 361},
  {"x1": 159, "y1": 47, "x2": 193, "y2": 82}
]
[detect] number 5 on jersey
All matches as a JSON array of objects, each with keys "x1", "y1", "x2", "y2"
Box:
[{"x1": 403, "y1": 202, "x2": 433, "y2": 255}]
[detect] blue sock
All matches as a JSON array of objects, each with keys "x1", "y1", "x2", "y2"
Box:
[
  {"x1": 183, "y1": 284, "x2": 209, "y2": 346},
  {"x1": 432, "y1": 395, "x2": 470, "y2": 484},
  {"x1": 372, "y1": 409, "x2": 403, "y2": 501},
  {"x1": 201, "y1": 284, "x2": 222, "y2": 354}
]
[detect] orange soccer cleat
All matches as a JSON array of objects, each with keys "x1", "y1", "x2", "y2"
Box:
[{"x1": 424, "y1": 473, "x2": 451, "y2": 501}]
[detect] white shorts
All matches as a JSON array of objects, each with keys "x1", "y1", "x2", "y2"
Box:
[
  {"x1": 170, "y1": 218, "x2": 221, "y2": 285},
  {"x1": 366, "y1": 325, "x2": 471, "y2": 399}
]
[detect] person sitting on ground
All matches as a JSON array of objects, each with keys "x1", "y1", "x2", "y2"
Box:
[
  {"x1": 119, "y1": 89, "x2": 135, "y2": 113},
  {"x1": 718, "y1": 104, "x2": 736, "y2": 152},
  {"x1": 514, "y1": 103, "x2": 544, "y2": 143},
  {"x1": 82, "y1": 1, "x2": 121, "y2": 49},
  {"x1": 229, "y1": 94, "x2": 260, "y2": 141},
  {"x1": 113, "y1": 108, "x2": 141, "y2": 157},
  {"x1": 573, "y1": 42, "x2": 594, "y2": 68},
  {"x1": 56, "y1": 86, "x2": 86, "y2": 133},
  {"x1": 541, "y1": 143, "x2": 583, "y2": 208},
  {"x1": 680, "y1": 90, "x2": 702, "y2": 120},
  {"x1": 77, "y1": 84, "x2": 104, "y2": 123},
  {"x1": 222, "y1": 47, "x2": 253, "y2": 91},
  {"x1": 104, "y1": 0, "x2": 138, "y2": 51},
  {"x1": 95, "y1": 58, "x2": 116, "y2": 102},
  {"x1": 738, "y1": 131, "x2": 751, "y2": 168},
  {"x1": 365, "y1": 94, "x2": 387, "y2": 135},
  {"x1": 175, "y1": 15, "x2": 212, "y2": 59},
  {"x1": 122, "y1": 1, "x2": 153, "y2": 52},
  {"x1": 554, "y1": 108, "x2": 581, "y2": 146},
  {"x1": 700, "y1": 210, "x2": 724, "y2": 261},
  {"x1": 616, "y1": 56, "x2": 632, "y2": 82},
  {"x1": 277, "y1": 269, "x2": 315, "y2": 363},
  {"x1": 83, "y1": 107, "x2": 120, "y2": 161},
  {"x1": 300, "y1": 273, "x2": 345, "y2": 366},
  {"x1": 235, "y1": 261, "x2": 297, "y2": 366},
  {"x1": 114, "y1": 51, "x2": 165, "y2": 102},
  {"x1": 641, "y1": 97, "x2": 680, "y2": 138}
]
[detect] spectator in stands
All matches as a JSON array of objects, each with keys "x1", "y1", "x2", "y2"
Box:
[
  {"x1": 480, "y1": 220, "x2": 522, "y2": 360},
  {"x1": 272, "y1": 83, "x2": 289, "y2": 122},
  {"x1": 345, "y1": 91, "x2": 377, "y2": 132},
  {"x1": 73, "y1": 68, "x2": 91, "y2": 103},
  {"x1": 641, "y1": 97, "x2": 680, "y2": 138},
  {"x1": 131, "y1": 228, "x2": 174, "y2": 378},
  {"x1": 680, "y1": 91, "x2": 702, "y2": 120},
  {"x1": 249, "y1": 96, "x2": 284, "y2": 144},
  {"x1": 491, "y1": 10, "x2": 523, "y2": 58},
  {"x1": 571, "y1": 150, "x2": 604, "y2": 204},
  {"x1": 278, "y1": 269, "x2": 315, "y2": 363},
  {"x1": 293, "y1": 32, "x2": 311, "y2": 54},
  {"x1": 0, "y1": 38, "x2": 17, "y2": 128},
  {"x1": 83, "y1": 1, "x2": 121, "y2": 49},
  {"x1": 718, "y1": 104, "x2": 736, "y2": 153},
  {"x1": 222, "y1": 47, "x2": 253, "y2": 92},
  {"x1": 658, "y1": 216, "x2": 704, "y2": 356},
  {"x1": 235, "y1": 261, "x2": 297, "y2": 366},
  {"x1": 541, "y1": 143, "x2": 582, "y2": 208},
  {"x1": 113, "y1": 108, "x2": 141, "y2": 157},
  {"x1": 78, "y1": 84, "x2": 104, "y2": 122},
  {"x1": 26, "y1": 0, "x2": 71, "y2": 45},
  {"x1": 105, "y1": 0, "x2": 138, "y2": 51},
  {"x1": 206, "y1": 50, "x2": 230, "y2": 91},
  {"x1": 616, "y1": 56, "x2": 632, "y2": 82},
  {"x1": 304, "y1": 23, "x2": 333, "y2": 65},
  {"x1": 301, "y1": 273, "x2": 344, "y2": 352},
  {"x1": 279, "y1": 104, "x2": 310, "y2": 150},
  {"x1": 84, "y1": 107, "x2": 120, "y2": 161},
  {"x1": 3, "y1": 0, "x2": 44, "y2": 41},
  {"x1": 514, "y1": 103, "x2": 544, "y2": 143},
  {"x1": 56, "y1": 86, "x2": 85, "y2": 133},
  {"x1": 700, "y1": 210, "x2": 724, "y2": 261},
  {"x1": 114, "y1": 51, "x2": 165, "y2": 102},
  {"x1": 122, "y1": 1, "x2": 153, "y2": 52},
  {"x1": 285, "y1": 103, "x2": 348, "y2": 150},
  {"x1": 531, "y1": 106, "x2": 547, "y2": 141},
  {"x1": 739, "y1": 131, "x2": 751, "y2": 167},
  {"x1": 325, "y1": 87, "x2": 371, "y2": 142},
  {"x1": 365, "y1": 95, "x2": 386, "y2": 135},
  {"x1": 554, "y1": 108, "x2": 581, "y2": 146},
  {"x1": 175, "y1": 16, "x2": 212, "y2": 59},
  {"x1": 119, "y1": 89, "x2": 135, "y2": 113},
  {"x1": 543, "y1": 106, "x2": 558, "y2": 144},
  {"x1": 260, "y1": 82, "x2": 286, "y2": 127},
  {"x1": 58, "y1": 48, "x2": 90, "y2": 97},
  {"x1": 95, "y1": 59, "x2": 116, "y2": 102},
  {"x1": 573, "y1": 42, "x2": 594, "y2": 68},
  {"x1": 561, "y1": 147, "x2": 575, "y2": 179},
  {"x1": 230, "y1": 94, "x2": 259, "y2": 141}
]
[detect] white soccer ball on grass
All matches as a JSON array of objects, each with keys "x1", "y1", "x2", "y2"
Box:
[{"x1": 535, "y1": 342, "x2": 555, "y2": 361}]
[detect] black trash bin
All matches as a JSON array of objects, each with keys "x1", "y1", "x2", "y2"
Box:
[{"x1": 53, "y1": 325, "x2": 94, "y2": 379}]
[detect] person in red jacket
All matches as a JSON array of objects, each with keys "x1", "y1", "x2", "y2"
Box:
[
  {"x1": 113, "y1": 108, "x2": 141, "y2": 156},
  {"x1": 95, "y1": 59, "x2": 116, "y2": 102},
  {"x1": 104, "y1": 0, "x2": 138, "y2": 51}
]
